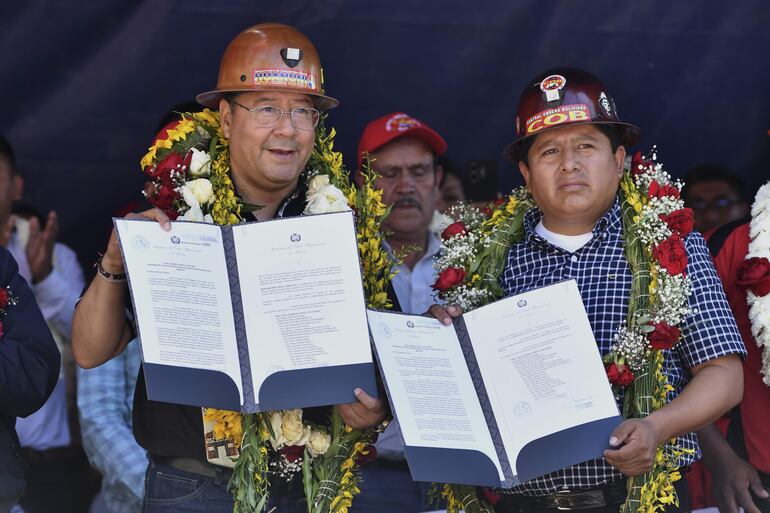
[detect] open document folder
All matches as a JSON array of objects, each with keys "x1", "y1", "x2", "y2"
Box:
[
  {"x1": 368, "y1": 280, "x2": 622, "y2": 487},
  {"x1": 114, "y1": 211, "x2": 376, "y2": 413}
]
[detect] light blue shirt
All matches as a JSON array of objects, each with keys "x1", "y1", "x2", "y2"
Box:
[
  {"x1": 8, "y1": 225, "x2": 84, "y2": 451},
  {"x1": 378, "y1": 232, "x2": 442, "y2": 460},
  {"x1": 78, "y1": 340, "x2": 145, "y2": 513}
]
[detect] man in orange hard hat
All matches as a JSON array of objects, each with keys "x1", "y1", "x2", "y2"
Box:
[{"x1": 72, "y1": 24, "x2": 386, "y2": 513}]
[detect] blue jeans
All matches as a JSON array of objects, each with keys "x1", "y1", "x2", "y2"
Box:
[
  {"x1": 143, "y1": 459, "x2": 305, "y2": 513},
  {"x1": 352, "y1": 464, "x2": 439, "y2": 513}
]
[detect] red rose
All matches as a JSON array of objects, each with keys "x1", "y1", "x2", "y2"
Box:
[
  {"x1": 606, "y1": 362, "x2": 634, "y2": 387},
  {"x1": 631, "y1": 151, "x2": 653, "y2": 177},
  {"x1": 659, "y1": 208, "x2": 694, "y2": 237},
  {"x1": 648, "y1": 180, "x2": 680, "y2": 200},
  {"x1": 653, "y1": 235, "x2": 688, "y2": 275},
  {"x1": 441, "y1": 222, "x2": 467, "y2": 240},
  {"x1": 0, "y1": 288, "x2": 8, "y2": 309},
  {"x1": 432, "y1": 267, "x2": 467, "y2": 292},
  {"x1": 148, "y1": 183, "x2": 179, "y2": 212},
  {"x1": 146, "y1": 150, "x2": 192, "y2": 184},
  {"x1": 647, "y1": 322, "x2": 681, "y2": 350},
  {"x1": 482, "y1": 206, "x2": 493, "y2": 217},
  {"x1": 281, "y1": 444, "x2": 305, "y2": 463},
  {"x1": 737, "y1": 257, "x2": 770, "y2": 297}
]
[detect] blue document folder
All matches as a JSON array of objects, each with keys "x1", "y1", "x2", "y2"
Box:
[
  {"x1": 369, "y1": 280, "x2": 623, "y2": 487},
  {"x1": 117, "y1": 212, "x2": 377, "y2": 413}
]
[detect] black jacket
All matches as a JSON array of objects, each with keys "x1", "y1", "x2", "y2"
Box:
[{"x1": 0, "y1": 247, "x2": 60, "y2": 502}]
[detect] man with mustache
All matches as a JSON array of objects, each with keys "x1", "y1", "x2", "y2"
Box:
[
  {"x1": 354, "y1": 112, "x2": 446, "y2": 512},
  {"x1": 431, "y1": 68, "x2": 745, "y2": 512}
]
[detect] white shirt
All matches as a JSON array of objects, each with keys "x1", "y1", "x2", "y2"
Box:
[
  {"x1": 8, "y1": 217, "x2": 85, "y2": 450},
  {"x1": 535, "y1": 220, "x2": 593, "y2": 253}
]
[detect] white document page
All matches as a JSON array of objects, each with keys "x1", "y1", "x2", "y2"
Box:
[
  {"x1": 368, "y1": 310, "x2": 504, "y2": 481},
  {"x1": 115, "y1": 219, "x2": 243, "y2": 404},
  {"x1": 463, "y1": 280, "x2": 618, "y2": 475},
  {"x1": 232, "y1": 212, "x2": 371, "y2": 393}
]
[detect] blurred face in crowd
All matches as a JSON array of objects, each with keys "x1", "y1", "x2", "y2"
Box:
[
  {"x1": 0, "y1": 158, "x2": 22, "y2": 229},
  {"x1": 372, "y1": 137, "x2": 443, "y2": 240},
  {"x1": 519, "y1": 123, "x2": 625, "y2": 235},
  {"x1": 685, "y1": 181, "x2": 749, "y2": 234},
  {"x1": 220, "y1": 91, "x2": 316, "y2": 196},
  {"x1": 437, "y1": 173, "x2": 465, "y2": 212}
]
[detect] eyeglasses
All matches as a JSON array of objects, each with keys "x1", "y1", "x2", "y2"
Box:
[{"x1": 230, "y1": 100, "x2": 320, "y2": 130}]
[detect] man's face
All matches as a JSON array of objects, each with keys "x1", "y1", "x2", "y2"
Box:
[
  {"x1": 220, "y1": 91, "x2": 316, "y2": 194},
  {"x1": 0, "y1": 159, "x2": 21, "y2": 229},
  {"x1": 437, "y1": 173, "x2": 465, "y2": 212},
  {"x1": 684, "y1": 181, "x2": 749, "y2": 234},
  {"x1": 519, "y1": 124, "x2": 625, "y2": 234},
  {"x1": 372, "y1": 137, "x2": 442, "y2": 239}
]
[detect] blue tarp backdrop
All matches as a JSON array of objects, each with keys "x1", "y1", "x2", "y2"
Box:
[{"x1": 1, "y1": 1, "x2": 769, "y2": 264}]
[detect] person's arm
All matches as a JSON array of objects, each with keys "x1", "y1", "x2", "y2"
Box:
[
  {"x1": 0, "y1": 247, "x2": 60, "y2": 417},
  {"x1": 32, "y1": 242, "x2": 85, "y2": 336},
  {"x1": 77, "y1": 343, "x2": 146, "y2": 506},
  {"x1": 698, "y1": 422, "x2": 769, "y2": 513},
  {"x1": 604, "y1": 354, "x2": 743, "y2": 475},
  {"x1": 72, "y1": 208, "x2": 170, "y2": 368},
  {"x1": 605, "y1": 232, "x2": 747, "y2": 475}
]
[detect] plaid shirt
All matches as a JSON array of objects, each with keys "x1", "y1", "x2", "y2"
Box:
[
  {"x1": 78, "y1": 340, "x2": 146, "y2": 513},
  {"x1": 500, "y1": 198, "x2": 745, "y2": 496}
]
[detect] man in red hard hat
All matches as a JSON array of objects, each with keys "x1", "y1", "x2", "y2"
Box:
[{"x1": 431, "y1": 67, "x2": 745, "y2": 512}]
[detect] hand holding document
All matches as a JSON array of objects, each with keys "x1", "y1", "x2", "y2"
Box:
[
  {"x1": 368, "y1": 280, "x2": 621, "y2": 487},
  {"x1": 115, "y1": 211, "x2": 376, "y2": 412}
]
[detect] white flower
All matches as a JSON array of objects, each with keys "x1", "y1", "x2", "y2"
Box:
[
  {"x1": 304, "y1": 175, "x2": 350, "y2": 214},
  {"x1": 189, "y1": 148, "x2": 212, "y2": 177},
  {"x1": 280, "y1": 409, "x2": 311, "y2": 446},
  {"x1": 269, "y1": 411, "x2": 286, "y2": 449},
  {"x1": 181, "y1": 178, "x2": 214, "y2": 208},
  {"x1": 306, "y1": 430, "x2": 331, "y2": 457},
  {"x1": 429, "y1": 210, "x2": 453, "y2": 236}
]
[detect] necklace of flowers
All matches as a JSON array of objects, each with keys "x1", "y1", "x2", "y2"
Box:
[
  {"x1": 140, "y1": 111, "x2": 394, "y2": 513},
  {"x1": 737, "y1": 181, "x2": 770, "y2": 386},
  {"x1": 432, "y1": 148, "x2": 693, "y2": 513}
]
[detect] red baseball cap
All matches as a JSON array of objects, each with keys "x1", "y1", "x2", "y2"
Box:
[{"x1": 357, "y1": 112, "x2": 447, "y2": 169}]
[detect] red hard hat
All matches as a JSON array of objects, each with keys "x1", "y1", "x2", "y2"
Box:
[{"x1": 502, "y1": 67, "x2": 640, "y2": 162}]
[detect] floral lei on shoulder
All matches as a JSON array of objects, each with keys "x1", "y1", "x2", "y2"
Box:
[
  {"x1": 140, "y1": 109, "x2": 394, "y2": 513},
  {"x1": 738, "y1": 181, "x2": 770, "y2": 385},
  {"x1": 432, "y1": 148, "x2": 694, "y2": 513}
]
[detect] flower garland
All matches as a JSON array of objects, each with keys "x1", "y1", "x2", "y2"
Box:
[
  {"x1": 433, "y1": 148, "x2": 693, "y2": 513},
  {"x1": 739, "y1": 181, "x2": 770, "y2": 385},
  {"x1": 140, "y1": 111, "x2": 394, "y2": 513}
]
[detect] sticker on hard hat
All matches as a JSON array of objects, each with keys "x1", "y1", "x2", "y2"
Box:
[
  {"x1": 253, "y1": 69, "x2": 316, "y2": 90},
  {"x1": 385, "y1": 113, "x2": 421, "y2": 132},
  {"x1": 540, "y1": 74, "x2": 566, "y2": 102},
  {"x1": 525, "y1": 104, "x2": 591, "y2": 134}
]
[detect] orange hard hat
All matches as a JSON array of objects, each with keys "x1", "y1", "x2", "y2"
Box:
[
  {"x1": 502, "y1": 67, "x2": 640, "y2": 162},
  {"x1": 196, "y1": 23, "x2": 338, "y2": 110}
]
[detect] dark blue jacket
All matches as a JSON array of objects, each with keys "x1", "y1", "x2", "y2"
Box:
[{"x1": 0, "y1": 246, "x2": 60, "y2": 502}]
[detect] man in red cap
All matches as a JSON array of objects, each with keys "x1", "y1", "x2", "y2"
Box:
[{"x1": 355, "y1": 112, "x2": 447, "y2": 512}]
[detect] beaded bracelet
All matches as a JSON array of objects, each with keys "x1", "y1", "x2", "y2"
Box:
[{"x1": 94, "y1": 254, "x2": 127, "y2": 282}]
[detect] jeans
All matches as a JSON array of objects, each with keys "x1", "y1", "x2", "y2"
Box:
[
  {"x1": 143, "y1": 459, "x2": 305, "y2": 513},
  {"x1": 352, "y1": 463, "x2": 439, "y2": 513}
]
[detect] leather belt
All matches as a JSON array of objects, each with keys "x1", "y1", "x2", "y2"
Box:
[
  {"x1": 152, "y1": 454, "x2": 233, "y2": 482},
  {"x1": 496, "y1": 480, "x2": 627, "y2": 512}
]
